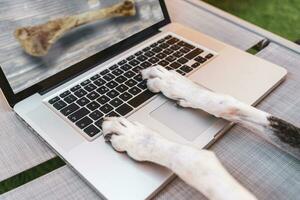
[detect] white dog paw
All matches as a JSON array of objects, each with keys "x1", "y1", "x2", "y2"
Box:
[
  {"x1": 141, "y1": 65, "x2": 201, "y2": 107},
  {"x1": 102, "y1": 117, "x2": 162, "y2": 161}
]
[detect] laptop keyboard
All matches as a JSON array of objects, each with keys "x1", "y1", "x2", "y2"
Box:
[{"x1": 47, "y1": 35, "x2": 216, "y2": 140}]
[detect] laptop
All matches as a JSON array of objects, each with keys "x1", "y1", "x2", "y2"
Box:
[{"x1": 0, "y1": 0, "x2": 287, "y2": 199}]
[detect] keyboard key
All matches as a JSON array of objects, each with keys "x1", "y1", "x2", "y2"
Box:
[
  {"x1": 141, "y1": 61, "x2": 152, "y2": 69},
  {"x1": 110, "y1": 98, "x2": 123, "y2": 107},
  {"x1": 129, "y1": 59, "x2": 140, "y2": 66},
  {"x1": 173, "y1": 51, "x2": 184, "y2": 58},
  {"x1": 100, "y1": 69, "x2": 109, "y2": 75},
  {"x1": 49, "y1": 96, "x2": 60, "y2": 104},
  {"x1": 125, "y1": 79, "x2": 137, "y2": 87},
  {"x1": 149, "y1": 57, "x2": 159, "y2": 64},
  {"x1": 74, "y1": 89, "x2": 87, "y2": 98},
  {"x1": 124, "y1": 71, "x2": 135, "y2": 79},
  {"x1": 170, "y1": 62, "x2": 181, "y2": 69},
  {"x1": 61, "y1": 103, "x2": 80, "y2": 116},
  {"x1": 97, "y1": 95, "x2": 110, "y2": 104},
  {"x1": 178, "y1": 57, "x2": 188, "y2": 64},
  {"x1": 163, "y1": 48, "x2": 174, "y2": 55},
  {"x1": 144, "y1": 51, "x2": 155, "y2": 57},
  {"x1": 53, "y1": 100, "x2": 67, "y2": 110},
  {"x1": 86, "y1": 91, "x2": 100, "y2": 100},
  {"x1": 180, "y1": 48, "x2": 191, "y2": 54},
  {"x1": 195, "y1": 56, "x2": 207, "y2": 63},
  {"x1": 150, "y1": 42, "x2": 158, "y2": 48},
  {"x1": 93, "y1": 78, "x2": 106, "y2": 86},
  {"x1": 171, "y1": 45, "x2": 181, "y2": 51},
  {"x1": 112, "y1": 69, "x2": 123, "y2": 76},
  {"x1": 158, "y1": 60, "x2": 169, "y2": 67},
  {"x1": 118, "y1": 60, "x2": 127, "y2": 65},
  {"x1": 180, "y1": 65, "x2": 193, "y2": 73},
  {"x1": 184, "y1": 48, "x2": 203, "y2": 59},
  {"x1": 177, "y1": 41, "x2": 195, "y2": 49},
  {"x1": 106, "y1": 81, "x2": 118, "y2": 89},
  {"x1": 137, "y1": 81, "x2": 147, "y2": 90},
  {"x1": 84, "y1": 84, "x2": 97, "y2": 92},
  {"x1": 90, "y1": 110, "x2": 104, "y2": 120},
  {"x1": 137, "y1": 55, "x2": 147, "y2": 62},
  {"x1": 95, "y1": 119, "x2": 104, "y2": 129},
  {"x1": 135, "y1": 51, "x2": 143, "y2": 56},
  {"x1": 81, "y1": 80, "x2": 91, "y2": 86},
  {"x1": 103, "y1": 73, "x2": 115, "y2": 81},
  {"x1": 166, "y1": 37, "x2": 179, "y2": 45},
  {"x1": 133, "y1": 74, "x2": 143, "y2": 82},
  {"x1": 192, "y1": 62, "x2": 201, "y2": 68},
  {"x1": 166, "y1": 66, "x2": 173, "y2": 70},
  {"x1": 87, "y1": 101, "x2": 100, "y2": 111},
  {"x1": 76, "y1": 116, "x2": 93, "y2": 129},
  {"x1": 156, "y1": 53, "x2": 166, "y2": 59},
  {"x1": 77, "y1": 97, "x2": 90, "y2": 106},
  {"x1": 120, "y1": 64, "x2": 132, "y2": 71},
  {"x1": 115, "y1": 76, "x2": 127, "y2": 84},
  {"x1": 115, "y1": 103, "x2": 133, "y2": 116},
  {"x1": 119, "y1": 92, "x2": 133, "y2": 101},
  {"x1": 100, "y1": 104, "x2": 113, "y2": 114},
  {"x1": 68, "y1": 108, "x2": 90, "y2": 122},
  {"x1": 205, "y1": 53, "x2": 214, "y2": 59},
  {"x1": 128, "y1": 86, "x2": 142, "y2": 96},
  {"x1": 176, "y1": 70, "x2": 186, "y2": 76},
  {"x1": 109, "y1": 64, "x2": 118, "y2": 71},
  {"x1": 159, "y1": 43, "x2": 169, "y2": 49},
  {"x1": 96, "y1": 86, "x2": 109, "y2": 95},
  {"x1": 127, "y1": 55, "x2": 135, "y2": 61},
  {"x1": 164, "y1": 35, "x2": 172, "y2": 40},
  {"x1": 90, "y1": 74, "x2": 100, "y2": 81},
  {"x1": 70, "y1": 85, "x2": 81, "y2": 92},
  {"x1": 116, "y1": 84, "x2": 129, "y2": 93},
  {"x1": 166, "y1": 56, "x2": 176, "y2": 62},
  {"x1": 107, "y1": 111, "x2": 120, "y2": 117},
  {"x1": 128, "y1": 90, "x2": 155, "y2": 108},
  {"x1": 152, "y1": 47, "x2": 163, "y2": 53},
  {"x1": 106, "y1": 90, "x2": 119, "y2": 99},
  {"x1": 132, "y1": 66, "x2": 143, "y2": 73},
  {"x1": 64, "y1": 94, "x2": 77, "y2": 104},
  {"x1": 143, "y1": 47, "x2": 151, "y2": 52},
  {"x1": 60, "y1": 91, "x2": 71, "y2": 98},
  {"x1": 84, "y1": 125, "x2": 100, "y2": 137}
]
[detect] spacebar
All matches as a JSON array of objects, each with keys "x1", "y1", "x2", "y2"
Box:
[{"x1": 128, "y1": 90, "x2": 156, "y2": 108}]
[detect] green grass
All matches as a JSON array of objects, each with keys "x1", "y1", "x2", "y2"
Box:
[{"x1": 203, "y1": 0, "x2": 300, "y2": 41}]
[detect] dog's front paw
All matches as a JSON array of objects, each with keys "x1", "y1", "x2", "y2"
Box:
[
  {"x1": 141, "y1": 65, "x2": 200, "y2": 108},
  {"x1": 102, "y1": 117, "x2": 162, "y2": 161}
]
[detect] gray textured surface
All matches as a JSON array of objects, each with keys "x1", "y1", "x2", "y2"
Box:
[
  {"x1": 0, "y1": 91, "x2": 55, "y2": 182},
  {"x1": 2, "y1": 1, "x2": 299, "y2": 200},
  {"x1": 2, "y1": 44, "x2": 300, "y2": 199},
  {"x1": 166, "y1": 0, "x2": 264, "y2": 51}
]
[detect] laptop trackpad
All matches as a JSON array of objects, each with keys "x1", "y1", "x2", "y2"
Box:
[{"x1": 150, "y1": 101, "x2": 218, "y2": 141}]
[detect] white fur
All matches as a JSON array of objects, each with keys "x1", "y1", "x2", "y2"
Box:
[{"x1": 102, "y1": 65, "x2": 266, "y2": 200}]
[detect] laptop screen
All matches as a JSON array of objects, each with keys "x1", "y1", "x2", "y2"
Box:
[{"x1": 0, "y1": 0, "x2": 164, "y2": 93}]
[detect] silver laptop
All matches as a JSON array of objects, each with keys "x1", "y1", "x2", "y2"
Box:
[{"x1": 0, "y1": 0, "x2": 287, "y2": 199}]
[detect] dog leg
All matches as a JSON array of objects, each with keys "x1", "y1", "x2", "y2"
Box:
[
  {"x1": 103, "y1": 117, "x2": 257, "y2": 200},
  {"x1": 141, "y1": 66, "x2": 300, "y2": 159}
]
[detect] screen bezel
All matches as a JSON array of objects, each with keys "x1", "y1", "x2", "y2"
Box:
[{"x1": 0, "y1": 0, "x2": 170, "y2": 107}]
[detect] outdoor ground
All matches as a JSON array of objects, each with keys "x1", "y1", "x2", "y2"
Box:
[{"x1": 204, "y1": 0, "x2": 300, "y2": 42}]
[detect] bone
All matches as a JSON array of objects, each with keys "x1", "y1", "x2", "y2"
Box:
[{"x1": 14, "y1": 0, "x2": 136, "y2": 57}]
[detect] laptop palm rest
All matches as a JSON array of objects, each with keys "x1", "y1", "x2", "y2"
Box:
[{"x1": 150, "y1": 101, "x2": 218, "y2": 141}]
